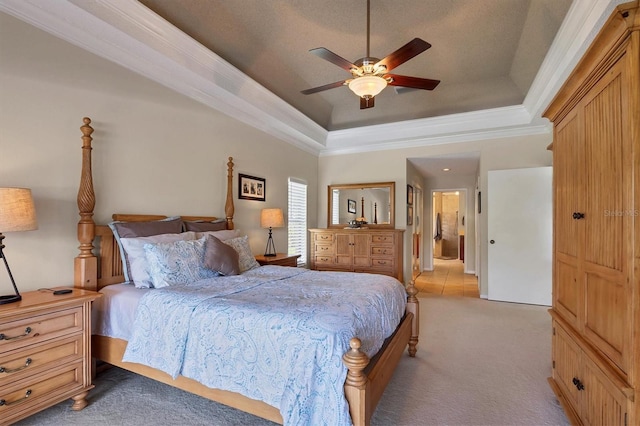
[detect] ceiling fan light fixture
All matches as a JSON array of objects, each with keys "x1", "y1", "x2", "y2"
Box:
[{"x1": 348, "y1": 75, "x2": 387, "y2": 98}]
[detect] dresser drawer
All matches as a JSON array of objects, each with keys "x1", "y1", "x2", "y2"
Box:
[
  {"x1": 371, "y1": 246, "x2": 394, "y2": 256},
  {"x1": 314, "y1": 255, "x2": 334, "y2": 266},
  {"x1": 0, "y1": 361, "x2": 85, "y2": 422},
  {"x1": 371, "y1": 234, "x2": 394, "y2": 244},
  {"x1": 0, "y1": 335, "x2": 83, "y2": 387},
  {"x1": 314, "y1": 243, "x2": 334, "y2": 255},
  {"x1": 0, "y1": 307, "x2": 83, "y2": 354},
  {"x1": 371, "y1": 258, "x2": 394, "y2": 269},
  {"x1": 314, "y1": 233, "x2": 334, "y2": 242}
]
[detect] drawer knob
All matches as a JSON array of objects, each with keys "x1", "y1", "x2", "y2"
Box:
[
  {"x1": 0, "y1": 389, "x2": 32, "y2": 406},
  {"x1": 0, "y1": 326, "x2": 32, "y2": 341},
  {"x1": 0, "y1": 358, "x2": 32, "y2": 374}
]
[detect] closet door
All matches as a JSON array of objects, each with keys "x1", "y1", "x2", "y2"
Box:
[
  {"x1": 553, "y1": 108, "x2": 584, "y2": 329},
  {"x1": 581, "y1": 58, "x2": 632, "y2": 376}
]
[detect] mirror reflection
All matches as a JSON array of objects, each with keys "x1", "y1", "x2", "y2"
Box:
[{"x1": 328, "y1": 182, "x2": 395, "y2": 228}]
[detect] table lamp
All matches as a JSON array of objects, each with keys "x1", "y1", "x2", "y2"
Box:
[
  {"x1": 0, "y1": 188, "x2": 38, "y2": 305},
  {"x1": 260, "y1": 208, "x2": 284, "y2": 257}
]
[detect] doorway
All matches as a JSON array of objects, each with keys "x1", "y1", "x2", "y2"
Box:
[{"x1": 432, "y1": 191, "x2": 464, "y2": 261}]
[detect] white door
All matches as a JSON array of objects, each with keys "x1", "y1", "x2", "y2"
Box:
[{"x1": 487, "y1": 167, "x2": 552, "y2": 305}]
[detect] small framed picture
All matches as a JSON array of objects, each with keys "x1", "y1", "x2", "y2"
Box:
[
  {"x1": 347, "y1": 199, "x2": 357, "y2": 214},
  {"x1": 239, "y1": 173, "x2": 266, "y2": 201},
  {"x1": 407, "y1": 206, "x2": 413, "y2": 225},
  {"x1": 407, "y1": 185, "x2": 414, "y2": 205}
]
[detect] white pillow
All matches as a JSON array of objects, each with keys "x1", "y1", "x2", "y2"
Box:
[
  {"x1": 143, "y1": 236, "x2": 220, "y2": 289},
  {"x1": 223, "y1": 235, "x2": 260, "y2": 273},
  {"x1": 119, "y1": 232, "x2": 196, "y2": 288}
]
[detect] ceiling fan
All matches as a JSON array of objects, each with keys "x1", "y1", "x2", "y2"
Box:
[{"x1": 301, "y1": 0, "x2": 440, "y2": 109}]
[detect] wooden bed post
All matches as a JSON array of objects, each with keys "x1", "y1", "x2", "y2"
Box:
[
  {"x1": 343, "y1": 338, "x2": 370, "y2": 426},
  {"x1": 406, "y1": 280, "x2": 419, "y2": 356},
  {"x1": 74, "y1": 117, "x2": 98, "y2": 291},
  {"x1": 225, "y1": 157, "x2": 235, "y2": 230}
]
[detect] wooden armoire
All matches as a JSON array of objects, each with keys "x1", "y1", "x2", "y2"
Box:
[{"x1": 543, "y1": 2, "x2": 639, "y2": 425}]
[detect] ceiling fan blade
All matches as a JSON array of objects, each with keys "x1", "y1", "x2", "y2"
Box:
[
  {"x1": 301, "y1": 80, "x2": 347, "y2": 95},
  {"x1": 387, "y1": 74, "x2": 440, "y2": 90},
  {"x1": 309, "y1": 47, "x2": 357, "y2": 72},
  {"x1": 376, "y1": 38, "x2": 431, "y2": 72},
  {"x1": 360, "y1": 96, "x2": 375, "y2": 109}
]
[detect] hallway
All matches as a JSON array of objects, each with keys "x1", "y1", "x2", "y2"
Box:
[{"x1": 415, "y1": 258, "x2": 479, "y2": 297}]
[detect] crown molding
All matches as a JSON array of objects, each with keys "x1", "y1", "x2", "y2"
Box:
[
  {"x1": 0, "y1": 0, "x2": 619, "y2": 157},
  {"x1": 524, "y1": 0, "x2": 628, "y2": 118},
  {"x1": 0, "y1": 0, "x2": 327, "y2": 155}
]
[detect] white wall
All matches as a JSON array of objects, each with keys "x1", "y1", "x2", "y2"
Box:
[
  {"x1": 318, "y1": 133, "x2": 552, "y2": 290},
  {"x1": 0, "y1": 13, "x2": 318, "y2": 292}
]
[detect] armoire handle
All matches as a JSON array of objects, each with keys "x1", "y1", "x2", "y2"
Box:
[{"x1": 572, "y1": 212, "x2": 585, "y2": 220}]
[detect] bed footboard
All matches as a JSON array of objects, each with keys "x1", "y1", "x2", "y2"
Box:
[{"x1": 343, "y1": 280, "x2": 419, "y2": 426}]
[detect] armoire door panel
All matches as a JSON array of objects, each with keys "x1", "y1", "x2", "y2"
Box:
[
  {"x1": 554, "y1": 323, "x2": 583, "y2": 411},
  {"x1": 583, "y1": 67, "x2": 626, "y2": 273},
  {"x1": 582, "y1": 356, "x2": 628, "y2": 426},
  {"x1": 554, "y1": 111, "x2": 583, "y2": 261},
  {"x1": 584, "y1": 272, "x2": 627, "y2": 374},
  {"x1": 555, "y1": 256, "x2": 580, "y2": 326}
]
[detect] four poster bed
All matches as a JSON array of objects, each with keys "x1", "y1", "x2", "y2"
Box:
[{"x1": 73, "y1": 117, "x2": 419, "y2": 425}]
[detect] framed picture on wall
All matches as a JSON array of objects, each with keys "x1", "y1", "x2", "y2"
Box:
[
  {"x1": 347, "y1": 198, "x2": 357, "y2": 214},
  {"x1": 239, "y1": 173, "x2": 266, "y2": 201},
  {"x1": 407, "y1": 185, "x2": 414, "y2": 205},
  {"x1": 407, "y1": 206, "x2": 413, "y2": 225}
]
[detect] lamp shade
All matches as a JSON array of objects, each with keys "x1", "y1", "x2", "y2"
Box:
[
  {"x1": 0, "y1": 188, "x2": 38, "y2": 232},
  {"x1": 348, "y1": 75, "x2": 387, "y2": 98},
  {"x1": 260, "y1": 208, "x2": 284, "y2": 229}
]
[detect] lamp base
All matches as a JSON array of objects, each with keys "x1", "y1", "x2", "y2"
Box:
[{"x1": 0, "y1": 294, "x2": 21, "y2": 305}]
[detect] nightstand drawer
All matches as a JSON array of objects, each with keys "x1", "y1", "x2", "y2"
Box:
[
  {"x1": 0, "y1": 307, "x2": 83, "y2": 354},
  {"x1": 0, "y1": 361, "x2": 84, "y2": 422},
  {"x1": 0, "y1": 335, "x2": 82, "y2": 386}
]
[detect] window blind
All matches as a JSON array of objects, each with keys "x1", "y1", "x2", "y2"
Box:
[{"x1": 288, "y1": 178, "x2": 307, "y2": 266}]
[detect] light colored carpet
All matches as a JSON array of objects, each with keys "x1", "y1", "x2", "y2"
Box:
[{"x1": 16, "y1": 295, "x2": 568, "y2": 426}]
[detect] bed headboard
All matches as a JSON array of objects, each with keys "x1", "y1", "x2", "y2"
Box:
[{"x1": 73, "y1": 117, "x2": 235, "y2": 291}]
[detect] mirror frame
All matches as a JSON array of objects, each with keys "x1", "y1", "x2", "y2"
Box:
[{"x1": 327, "y1": 182, "x2": 395, "y2": 229}]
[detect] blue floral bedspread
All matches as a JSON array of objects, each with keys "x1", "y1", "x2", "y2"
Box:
[{"x1": 122, "y1": 266, "x2": 407, "y2": 425}]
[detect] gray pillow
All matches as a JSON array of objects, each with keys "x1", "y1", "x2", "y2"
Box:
[
  {"x1": 184, "y1": 219, "x2": 227, "y2": 232},
  {"x1": 109, "y1": 216, "x2": 184, "y2": 282},
  {"x1": 204, "y1": 235, "x2": 240, "y2": 276}
]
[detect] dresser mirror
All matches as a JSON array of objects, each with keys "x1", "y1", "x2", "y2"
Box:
[{"x1": 327, "y1": 182, "x2": 395, "y2": 228}]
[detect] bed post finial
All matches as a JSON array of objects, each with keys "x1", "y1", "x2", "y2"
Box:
[
  {"x1": 343, "y1": 337, "x2": 369, "y2": 425},
  {"x1": 225, "y1": 157, "x2": 235, "y2": 230},
  {"x1": 74, "y1": 117, "x2": 98, "y2": 291}
]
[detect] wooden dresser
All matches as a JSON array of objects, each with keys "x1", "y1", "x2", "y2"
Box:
[
  {"x1": 543, "y1": 2, "x2": 639, "y2": 425},
  {"x1": 309, "y1": 228, "x2": 404, "y2": 282},
  {"x1": 0, "y1": 289, "x2": 100, "y2": 425}
]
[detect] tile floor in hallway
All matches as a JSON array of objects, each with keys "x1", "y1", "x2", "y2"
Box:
[{"x1": 415, "y1": 258, "x2": 479, "y2": 297}]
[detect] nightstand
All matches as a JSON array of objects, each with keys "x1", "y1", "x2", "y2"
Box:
[
  {"x1": 0, "y1": 289, "x2": 101, "y2": 424},
  {"x1": 255, "y1": 253, "x2": 301, "y2": 267}
]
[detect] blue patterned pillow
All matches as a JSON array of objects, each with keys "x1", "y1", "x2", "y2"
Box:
[
  {"x1": 223, "y1": 235, "x2": 260, "y2": 272},
  {"x1": 143, "y1": 236, "x2": 220, "y2": 288}
]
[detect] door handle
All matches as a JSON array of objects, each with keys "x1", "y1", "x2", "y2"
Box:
[{"x1": 572, "y1": 212, "x2": 585, "y2": 219}]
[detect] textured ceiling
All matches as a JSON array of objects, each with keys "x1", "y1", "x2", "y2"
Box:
[{"x1": 139, "y1": 0, "x2": 572, "y2": 131}]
